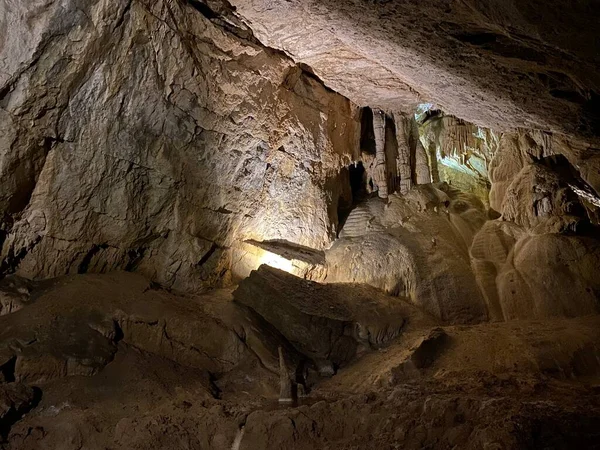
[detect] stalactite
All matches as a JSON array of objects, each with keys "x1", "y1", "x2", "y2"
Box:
[
  {"x1": 373, "y1": 109, "x2": 389, "y2": 199},
  {"x1": 427, "y1": 141, "x2": 441, "y2": 183},
  {"x1": 439, "y1": 116, "x2": 484, "y2": 160}
]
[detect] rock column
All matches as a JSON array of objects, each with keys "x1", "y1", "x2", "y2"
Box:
[
  {"x1": 373, "y1": 109, "x2": 388, "y2": 199},
  {"x1": 394, "y1": 114, "x2": 413, "y2": 194},
  {"x1": 410, "y1": 118, "x2": 431, "y2": 184}
]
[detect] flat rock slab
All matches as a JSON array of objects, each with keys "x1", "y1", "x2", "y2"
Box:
[{"x1": 233, "y1": 265, "x2": 436, "y2": 366}]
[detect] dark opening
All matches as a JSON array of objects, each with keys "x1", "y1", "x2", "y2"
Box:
[
  {"x1": 349, "y1": 162, "x2": 366, "y2": 201},
  {"x1": 337, "y1": 162, "x2": 367, "y2": 236},
  {"x1": 582, "y1": 91, "x2": 600, "y2": 137},
  {"x1": 384, "y1": 116, "x2": 399, "y2": 193},
  {"x1": 0, "y1": 356, "x2": 16, "y2": 383},
  {"x1": 187, "y1": 0, "x2": 219, "y2": 19},
  {"x1": 360, "y1": 107, "x2": 376, "y2": 155}
]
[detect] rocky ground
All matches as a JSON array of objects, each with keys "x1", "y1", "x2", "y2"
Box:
[{"x1": 1, "y1": 271, "x2": 599, "y2": 449}]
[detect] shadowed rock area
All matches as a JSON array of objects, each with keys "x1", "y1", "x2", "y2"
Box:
[{"x1": 1, "y1": 0, "x2": 600, "y2": 448}]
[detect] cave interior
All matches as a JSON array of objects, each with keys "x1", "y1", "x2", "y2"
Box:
[{"x1": 1, "y1": 0, "x2": 600, "y2": 448}]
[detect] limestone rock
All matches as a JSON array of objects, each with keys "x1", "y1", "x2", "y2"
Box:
[
  {"x1": 488, "y1": 134, "x2": 531, "y2": 213},
  {"x1": 420, "y1": 115, "x2": 499, "y2": 207},
  {"x1": 233, "y1": 265, "x2": 430, "y2": 367},
  {"x1": 228, "y1": 0, "x2": 600, "y2": 142},
  {"x1": 389, "y1": 328, "x2": 449, "y2": 382},
  {"x1": 0, "y1": 272, "x2": 304, "y2": 393},
  {"x1": 497, "y1": 234, "x2": 600, "y2": 320},
  {"x1": 0, "y1": 383, "x2": 37, "y2": 438},
  {"x1": 469, "y1": 220, "x2": 526, "y2": 321},
  {"x1": 501, "y1": 163, "x2": 586, "y2": 233},
  {"x1": 327, "y1": 184, "x2": 488, "y2": 324},
  {"x1": 0, "y1": 0, "x2": 359, "y2": 292},
  {"x1": 471, "y1": 220, "x2": 600, "y2": 321},
  {"x1": 0, "y1": 276, "x2": 32, "y2": 316}
]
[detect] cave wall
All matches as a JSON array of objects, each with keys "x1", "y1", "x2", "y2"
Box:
[
  {"x1": 0, "y1": 0, "x2": 360, "y2": 291},
  {"x1": 1, "y1": 0, "x2": 599, "y2": 326},
  {"x1": 472, "y1": 131, "x2": 600, "y2": 321}
]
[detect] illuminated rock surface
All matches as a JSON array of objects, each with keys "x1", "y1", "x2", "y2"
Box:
[
  {"x1": 1, "y1": 0, "x2": 600, "y2": 448},
  {"x1": 0, "y1": 0, "x2": 359, "y2": 292}
]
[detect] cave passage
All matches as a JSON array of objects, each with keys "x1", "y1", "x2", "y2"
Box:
[{"x1": 2, "y1": 0, "x2": 600, "y2": 448}]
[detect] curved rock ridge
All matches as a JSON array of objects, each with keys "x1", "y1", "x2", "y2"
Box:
[
  {"x1": 472, "y1": 131, "x2": 600, "y2": 321},
  {"x1": 1, "y1": 0, "x2": 599, "y2": 321},
  {"x1": 2, "y1": 272, "x2": 600, "y2": 449}
]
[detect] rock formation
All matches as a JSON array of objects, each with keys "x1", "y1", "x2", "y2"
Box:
[
  {"x1": 1, "y1": 0, "x2": 600, "y2": 448},
  {"x1": 0, "y1": 0, "x2": 360, "y2": 292}
]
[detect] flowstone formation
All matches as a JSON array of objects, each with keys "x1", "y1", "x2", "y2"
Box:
[
  {"x1": 471, "y1": 132, "x2": 600, "y2": 321},
  {"x1": 1, "y1": 0, "x2": 600, "y2": 449}
]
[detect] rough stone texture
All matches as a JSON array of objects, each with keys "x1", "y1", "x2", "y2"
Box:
[
  {"x1": 472, "y1": 225, "x2": 600, "y2": 321},
  {"x1": 2, "y1": 273, "x2": 600, "y2": 449},
  {"x1": 471, "y1": 225, "x2": 600, "y2": 322},
  {"x1": 322, "y1": 315, "x2": 600, "y2": 393},
  {"x1": 327, "y1": 184, "x2": 488, "y2": 324},
  {"x1": 470, "y1": 220, "x2": 526, "y2": 321},
  {"x1": 420, "y1": 114, "x2": 499, "y2": 206},
  {"x1": 0, "y1": 277, "x2": 32, "y2": 317},
  {"x1": 0, "y1": 383, "x2": 37, "y2": 439},
  {"x1": 1, "y1": 1, "x2": 600, "y2": 448},
  {"x1": 501, "y1": 163, "x2": 585, "y2": 233},
  {"x1": 471, "y1": 130, "x2": 600, "y2": 321},
  {"x1": 489, "y1": 131, "x2": 600, "y2": 214},
  {"x1": 234, "y1": 265, "x2": 435, "y2": 367},
  {"x1": 0, "y1": 272, "x2": 287, "y2": 392},
  {"x1": 0, "y1": 0, "x2": 359, "y2": 292},
  {"x1": 393, "y1": 115, "x2": 413, "y2": 195},
  {"x1": 228, "y1": 0, "x2": 600, "y2": 142},
  {"x1": 372, "y1": 109, "x2": 388, "y2": 199}
]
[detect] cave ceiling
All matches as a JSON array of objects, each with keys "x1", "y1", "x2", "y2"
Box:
[{"x1": 224, "y1": 0, "x2": 600, "y2": 142}]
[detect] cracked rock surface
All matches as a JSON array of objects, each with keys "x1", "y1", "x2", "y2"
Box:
[
  {"x1": 0, "y1": 0, "x2": 359, "y2": 291},
  {"x1": 1, "y1": 0, "x2": 600, "y2": 448},
  {"x1": 228, "y1": 0, "x2": 600, "y2": 142},
  {"x1": 1, "y1": 272, "x2": 600, "y2": 449}
]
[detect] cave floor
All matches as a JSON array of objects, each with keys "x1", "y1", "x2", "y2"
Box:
[{"x1": 1, "y1": 272, "x2": 599, "y2": 449}]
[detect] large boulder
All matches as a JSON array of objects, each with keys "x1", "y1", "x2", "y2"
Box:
[{"x1": 233, "y1": 265, "x2": 435, "y2": 368}]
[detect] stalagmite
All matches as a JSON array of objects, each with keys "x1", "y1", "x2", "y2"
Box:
[
  {"x1": 373, "y1": 109, "x2": 389, "y2": 199},
  {"x1": 2, "y1": 1, "x2": 600, "y2": 448}
]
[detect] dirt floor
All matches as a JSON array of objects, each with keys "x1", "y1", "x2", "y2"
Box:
[{"x1": 1, "y1": 272, "x2": 600, "y2": 449}]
